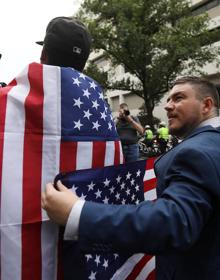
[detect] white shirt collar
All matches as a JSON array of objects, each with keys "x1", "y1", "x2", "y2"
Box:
[{"x1": 199, "y1": 116, "x2": 220, "y2": 128}]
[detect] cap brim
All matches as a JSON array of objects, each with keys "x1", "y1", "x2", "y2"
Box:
[{"x1": 36, "y1": 41, "x2": 44, "y2": 45}]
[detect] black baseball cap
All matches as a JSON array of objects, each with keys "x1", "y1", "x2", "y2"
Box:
[{"x1": 36, "y1": 16, "x2": 92, "y2": 63}]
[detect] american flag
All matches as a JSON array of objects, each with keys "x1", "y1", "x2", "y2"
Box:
[
  {"x1": 0, "y1": 62, "x2": 124, "y2": 280},
  {"x1": 55, "y1": 157, "x2": 157, "y2": 280}
]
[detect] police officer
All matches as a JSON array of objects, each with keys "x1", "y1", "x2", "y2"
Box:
[{"x1": 157, "y1": 121, "x2": 169, "y2": 154}]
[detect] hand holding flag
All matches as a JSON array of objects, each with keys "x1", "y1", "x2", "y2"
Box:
[
  {"x1": 43, "y1": 158, "x2": 156, "y2": 280},
  {"x1": 42, "y1": 181, "x2": 79, "y2": 225}
]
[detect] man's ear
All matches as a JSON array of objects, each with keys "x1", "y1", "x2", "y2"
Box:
[{"x1": 202, "y1": 96, "x2": 214, "y2": 114}]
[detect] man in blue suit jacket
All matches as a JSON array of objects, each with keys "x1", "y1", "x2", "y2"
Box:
[{"x1": 42, "y1": 76, "x2": 220, "y2": 279}]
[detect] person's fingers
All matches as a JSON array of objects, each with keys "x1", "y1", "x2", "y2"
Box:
[
  {"x1": 56, "y1": 180, "x2": 68, "y2": 191},
  {"x1": 45, "y1": 182, "x2": 55, "y2": 194}
]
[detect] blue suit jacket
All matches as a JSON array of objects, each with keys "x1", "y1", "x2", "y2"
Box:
[{"x1": 78, "y1": 126, "x2": 220, "y2": 279}]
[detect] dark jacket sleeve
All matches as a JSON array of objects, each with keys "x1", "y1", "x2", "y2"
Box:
[{"x1": 78, "y1": 148, "x2": 215, "y2": 255}]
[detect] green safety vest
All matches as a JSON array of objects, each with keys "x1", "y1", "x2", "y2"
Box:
[
  {"x1": 145, "y1": 129, "x2": 153, "y2": 140},
  {"x1": 158, "y1": 127, "x2": 169, "y2": 140}
]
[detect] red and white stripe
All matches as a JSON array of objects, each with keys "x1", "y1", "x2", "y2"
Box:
[
  {"x1": 112, "y1": 157, "x2": 157, "y2": 280},
  {"x1": 0, "y1": 63, "x2": 123, "y2": 280}
]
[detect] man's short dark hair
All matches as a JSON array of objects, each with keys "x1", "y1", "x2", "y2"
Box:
[{"x1": 172, "y1": 76, "x2": 219, "y2": 112}]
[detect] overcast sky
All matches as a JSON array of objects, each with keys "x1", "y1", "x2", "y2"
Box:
[{"x1": 0, "y1": 0, "x2": 82, "y2": 84}]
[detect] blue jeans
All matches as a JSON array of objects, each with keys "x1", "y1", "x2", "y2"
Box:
[{"x1": 122, "y1": 143, "x2": 139, "y2": 162}]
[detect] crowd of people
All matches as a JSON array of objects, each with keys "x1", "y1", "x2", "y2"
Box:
[
  {"x1": 141, "y1": 121, "x2": 180, "y2": 157},
  {"x1": 1, "y1": 15, "x2": 220, "y2": 280}
]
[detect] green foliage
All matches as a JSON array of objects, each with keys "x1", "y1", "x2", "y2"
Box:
[{"x1": 78, "y1": 0, "x2": 220, "y2": 126}]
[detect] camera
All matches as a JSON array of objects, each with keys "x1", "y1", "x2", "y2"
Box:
[{"x1": 124, "y1": 109, "x2": 130, "y2": 116}]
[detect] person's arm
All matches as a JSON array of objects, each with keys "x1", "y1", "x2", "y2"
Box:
[
  {"x1": 42, "y1": 147, "x2": 214, "y2": 254},
  {"x1": 126, "y1": 115, "x2": 144, "y2": 134},
  {"x1": 42, "y1": 177, "x2": 212, "y2": 254}
]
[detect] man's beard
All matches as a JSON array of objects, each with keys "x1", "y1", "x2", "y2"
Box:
[{"x1": 169, "y1": 123, "x2": 195, "y2": 139}]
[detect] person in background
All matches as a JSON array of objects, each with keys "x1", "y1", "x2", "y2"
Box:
[
  {"x1": 116, "y1": 103, "x2": 144, "y2": 162},
  {"x1": 144, "y1": 124, "x2": 154, "y2": 147},
  {"x1": 42, "y1": 76, "x2": 220, "y2": 280},
  {"x1": 156, "y1": 121, "x2": 169, "y2": 154},
  {"x1": 1, "y1": 16, "x2": 122, "y2": 280}
]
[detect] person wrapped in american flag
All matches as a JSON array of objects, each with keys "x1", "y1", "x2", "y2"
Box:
[{"x1": 0, "y1": 16, "x2": 124, "y2": 280}]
